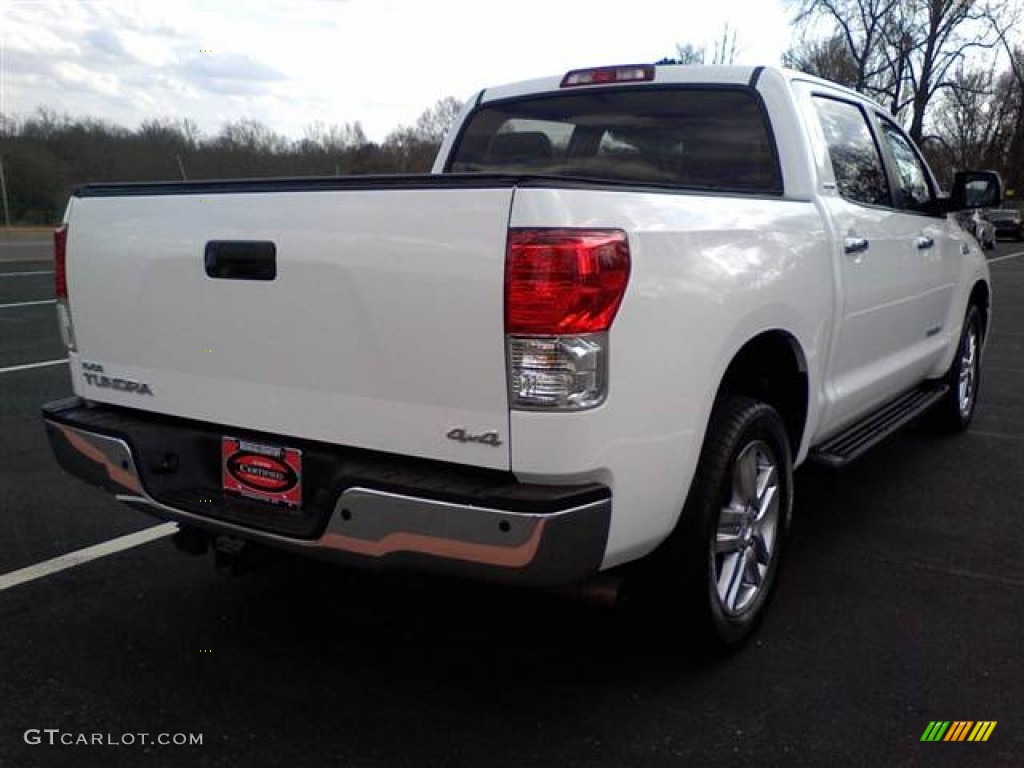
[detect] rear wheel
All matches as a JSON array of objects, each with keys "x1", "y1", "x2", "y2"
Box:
[
  {"x1": 930, "y1": 305, "x2": 983, "y2": 432},
  {"x1": 655, "y1": 396, "x2": 793, "y2": 652}
]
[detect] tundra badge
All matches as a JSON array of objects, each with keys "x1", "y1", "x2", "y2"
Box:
[{"x1": 81, "y1": 361, "x2": 154, "y2": 396}]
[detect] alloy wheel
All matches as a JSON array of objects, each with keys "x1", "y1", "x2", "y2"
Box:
[{"x1": 714, "y1": 440, "x2": 780, "y2": 616}]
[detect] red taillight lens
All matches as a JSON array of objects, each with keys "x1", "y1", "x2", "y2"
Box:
[
  {"x1": 54, "y1": 224, "x2": 68, "y2": 300},
  {"x1": 505, "y1": 229, "x2": 630, "y2": 334}
]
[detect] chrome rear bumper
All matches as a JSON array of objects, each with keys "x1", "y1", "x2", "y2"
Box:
[{"x1": 43, "y1": 399, "x2": 611, "y2": 586}]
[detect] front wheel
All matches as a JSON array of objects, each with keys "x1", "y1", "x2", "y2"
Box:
[
  {"x1": 656, "y1": 396, "x2": 794, "y2": 652},
  {"x1": 929, "y1": 304, "x2": 983, "y2": 432}
]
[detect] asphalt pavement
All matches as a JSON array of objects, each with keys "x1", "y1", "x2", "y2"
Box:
[{"x1": 0, "y1": 233, "x2": 1021, "y2": 767}]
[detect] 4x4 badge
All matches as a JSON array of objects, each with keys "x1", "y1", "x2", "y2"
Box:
[{"x1": 446, "y1": 428, "x2": 502, "y2": 447}]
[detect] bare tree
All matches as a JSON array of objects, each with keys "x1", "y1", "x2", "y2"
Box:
[
  {"x1": 783, "y1": 33, "x2": 861, "y2": 86},
  {"x1": 930, "y1": 64, "x2": 998, "y2": 170},
  {"x1": 659, "y1": 24, "x2": 740, "y2": 66},
  {"x1": 378, "y1": 97, "x2": 464, "y2": 172},
  {"x1": 988, "y1": 8, "x2": 1024, "y2": 181},
  {"x1": 891, "y1": 0, "x2": 1003, "y2": 142},
  {"x1": 790, "y1": 1, "x2": 1008, "y2": 141},
  {"x1": 657, "y1": 43, "x2": 706, "y2": 65},
  {"x1": 0, "y1": 114, "x2": 20, "y2": 138},
  {"x1": 303, "y1": 121, "x2": 368, "y2": 152},
  {"x1": 137, "y1": 118, "x2": 192, "y2": 148},
  {"x1": 180, "y1": 119, "x2": 202, "y2": 150},
  {"x1": 984, "y1": 62, "x2": 1024, "y2": 184},
  {"x1": 412, "y1": 97, "x2": 464, "y2": 143},
  {"x1": 711, "y1": 24, "x2": 739, "y2": 65},
  {"x1": 215, "y1": 120, "x2": 287, "y2": 153},
  {"x1": 789, "y1": 0, "x2": 899, "y2": 93}
]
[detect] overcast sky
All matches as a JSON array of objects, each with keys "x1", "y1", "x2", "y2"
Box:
[{"x1": 1, "y1": 0, "x2": 793, "y2": 142}]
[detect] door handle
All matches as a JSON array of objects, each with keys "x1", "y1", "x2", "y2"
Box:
[
  {"x1": 844, "y1": 237, "x2": 869, "y2": 255},
  {"x1": 916, "y1": 236, "x2": 935, "y2": 250}
]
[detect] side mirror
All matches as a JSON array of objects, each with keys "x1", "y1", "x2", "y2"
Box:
[{"x1": 948, "y1": 170, "x2": 1003, "y2": 212}]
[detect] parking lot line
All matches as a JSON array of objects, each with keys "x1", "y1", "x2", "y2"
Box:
[
  {"x1": 988, "y1": 250, "x2": 1024, "y2": 264},
  {"x1": 0, "y1": 242, "x2": 49, "y2": 248},
  {"x1": 0, "y1": 358, "x2": 68, "y2": 375},
  {"x1": 0, "y1": 299, "x2": 55, "y2": 309},
  {"x1": 969, "y1": 429, "x2": 1024, "y2": 443},
  {"x1": 0, "y1": 270, "x2": 54, "y2": 277},
  {"x1": 0, "y1": 524, "x2": 177, "y2": 592}
]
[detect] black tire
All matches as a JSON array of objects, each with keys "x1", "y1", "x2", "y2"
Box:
[
  {"x1": 929, "y1": 304, "x2": 983, "y2": 432},
  {"x1": 652, "y1": 396, "x2": 794, "y2": 652}
]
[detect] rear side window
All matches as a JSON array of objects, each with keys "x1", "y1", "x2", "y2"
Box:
[
  {"x1": 812, "y1": 96, "x2": 891, "y2": 207},
  {"x1": 876, "y1": 115, "x2": 934, "y2": 212},
  {"x1": 448, "y1": 88, "x2": 781, "y2": 194}
]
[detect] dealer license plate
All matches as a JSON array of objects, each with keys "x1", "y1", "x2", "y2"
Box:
[{"x1": 221, "y1": 437, "x2": 302, "y2": 508}]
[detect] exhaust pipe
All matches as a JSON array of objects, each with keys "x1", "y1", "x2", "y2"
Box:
[{"x1": 553, "y1": 574, "x2": 625, "y2": 608}]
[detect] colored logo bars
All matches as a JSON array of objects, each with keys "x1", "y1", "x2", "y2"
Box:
[{"x1": 921, "y1": 721, "x2": 997, "y2": 742}]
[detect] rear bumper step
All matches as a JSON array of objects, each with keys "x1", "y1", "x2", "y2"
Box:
[
  {"x1": 809, "y1": 384, "x2": 948, "y2": 468},
  {"x1": 42, "y1": 398, "x2": 611, "y2": 586}
]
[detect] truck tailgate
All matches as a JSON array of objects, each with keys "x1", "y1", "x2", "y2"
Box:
[{"x1": 65, "y1": 184, "x2": 514, "y2": 470}]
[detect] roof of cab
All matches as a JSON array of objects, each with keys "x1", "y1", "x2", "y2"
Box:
[
  {"x1": 479, "y1": 65, "x2": 782, "y2": 103},
  {"x1": 477, "y1": 64, "x2": 876, "y2": 110},
  {"x1": 479, "y1": 64, "x2": 764, "y2": 104}
]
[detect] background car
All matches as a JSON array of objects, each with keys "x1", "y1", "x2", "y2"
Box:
[
  {"x1": 962, "y1": 209, "x2": 996, "y2": 250},
  {"x1": 985, "y1": 208, "x2": 1023, "y2": 241}
]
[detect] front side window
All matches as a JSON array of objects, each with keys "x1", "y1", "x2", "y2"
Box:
[
  {"x1": 877, "y1": 116, "x2": 934, "y2": 212},
  {"x1": 812, "y1": 96, "x2": 891, "y2": 207},
  {"x1": 448, "y1": 88, "x2": 781, "y2": 194}
]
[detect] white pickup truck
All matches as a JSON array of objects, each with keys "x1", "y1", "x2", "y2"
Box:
[{"x1": 43, "y1": 64, "x2": 1000, "y2": 649}]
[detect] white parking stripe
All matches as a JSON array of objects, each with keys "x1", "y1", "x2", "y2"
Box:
[
  {"x1": 0, "y1": 358, "x2": 68, "y2": 374},
  {"x1": 0, "y1": 299, "x2": 55, "y2": 309},
  {"x1": 0, "y1": 524, "x2": 177, "y2": 592},
  {"x1": 969, "y1": 429, "x2": 1024, "y2": 443},
  {"x1": 988, "y1": 251, "x2": 1024, "y2": 264},
  {"x1": 0, "y1": 241, "x2": 49, "y2": 247},
  {"x1": 0, "y1": 270, "x2": 54, "y2": 277}
]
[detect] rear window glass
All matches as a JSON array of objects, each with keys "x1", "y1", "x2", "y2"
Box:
[{"x1": 447, "y1": 88, "x2": 781, "y2": 194}]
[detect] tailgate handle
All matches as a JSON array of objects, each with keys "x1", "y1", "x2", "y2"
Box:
[
  {"x1": 843, "y1": 237, "x2": 869, "y2": 255},
  {"x1": 204, "y1": 241, "x2": 276, "y2": 281}
]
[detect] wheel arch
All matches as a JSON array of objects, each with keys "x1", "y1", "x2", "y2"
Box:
[
  {"x1": 715, "y1": 330, "x2": 809, "y2": 456},
  {"x1": 968, "y1": 279, "x2": 991, "y2": 340}
]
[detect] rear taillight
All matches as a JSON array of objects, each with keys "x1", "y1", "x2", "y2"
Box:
[
  {"x1": 505, "y1": 229, "x2": 630, "y2": 410},
  {"x1": 54, "y1": 223, "x2": 75, "y2": 351},
  {"x1": 505, "y1": 229, "x2": 629, "y2": 335},
  {"x1": 54, "y1": 224, "x2": 68, "y2": 300}
]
